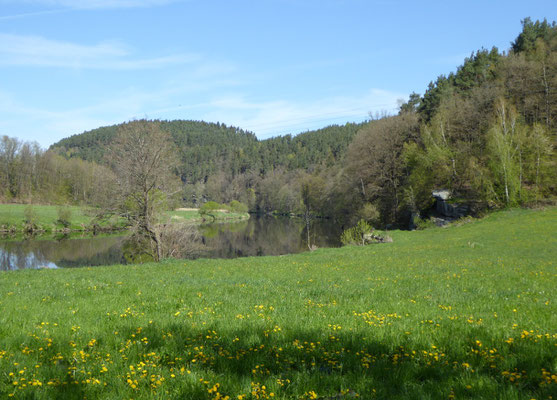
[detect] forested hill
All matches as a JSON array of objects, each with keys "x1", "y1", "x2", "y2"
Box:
[
  {"x1": 9, "y1": 18, "x2": 554, "y2": 225},
  {"x1": 50, "y1": 120, "x2": 365, "y2": 184}
]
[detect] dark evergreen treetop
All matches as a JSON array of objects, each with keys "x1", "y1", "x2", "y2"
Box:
[
  {"x1": 511, "y1": 18, "x2": 557, "y2": 53},
  {"x1": 50, "y1": 119, "x2": 366, "y2": 184}
]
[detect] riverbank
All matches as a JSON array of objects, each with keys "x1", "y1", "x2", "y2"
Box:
[
  {"x1": 0, "y1": 207, "x2": 555, "y2": 399},
  {"x1": 0, "y1": 204, "x2": 125, "y2": 234},
  {"x1": 166, "y1": 208, "x2": 250, "y2": 224},
  {"x1": 0, "y1": 204, "x2": 250, "y2": 235}
]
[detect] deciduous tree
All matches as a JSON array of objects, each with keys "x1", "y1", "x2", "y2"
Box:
[{"x1": 107, "y1": 120, "x2": 179, "y2": 261}]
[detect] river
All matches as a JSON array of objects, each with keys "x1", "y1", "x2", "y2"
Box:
[{"x1": 0, "y1": 216, "x2": 342, "y2": 270}]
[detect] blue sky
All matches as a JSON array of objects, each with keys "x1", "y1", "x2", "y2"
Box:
[{"x1": 0, "y1": 0, "x2": 554, "y2": 147}]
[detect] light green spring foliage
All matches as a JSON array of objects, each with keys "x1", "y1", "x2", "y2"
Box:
[
  {"x1": 56, "y1": 206, "x2": 73, "y2": 228},
  {"x1": 229, "y1": 200, "x2": 249, "y2": 214},
  {"x1": 340, "y1": 219, "x2": 373, "y2": 246},
  {"x1": 0, "y1": 208, "x2": 555, "y2": 399},
  {"x1": 200, "y1": 201, "x2": 222, "y2": 214},
  {"x1": 23, "y1": 205, "x2": 37, "y2": 225},
  {"x1": 165, "y1": 208, "x2": 250, "y2": 224},
  {"x1": 414, "y1": 215, "x2": 438, "y2": 231},
  {"x1": 197, "y1": 201, "x2": 250, "y2": 222}
]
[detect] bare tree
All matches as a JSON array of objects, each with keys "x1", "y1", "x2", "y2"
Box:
[
  {"x1": 300, "y1": 174, "x2": 325, "y2": 250},
  {"x1": 107, "y1": 120, "x2": 179, "y2": 261}
]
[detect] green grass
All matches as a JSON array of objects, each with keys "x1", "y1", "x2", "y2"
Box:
[
  {"x1": 0, "y1": 204, "x2": 246, "y2": 234},
  {"x1": 0, "y1": 204, "x2": 124, "y2": 233},
  {"x1": 0, "y1": 208, "x2": 555, "y2": 399},
  {"x1": 166, "y1": 209, "x2": 250, "y2": 223}
]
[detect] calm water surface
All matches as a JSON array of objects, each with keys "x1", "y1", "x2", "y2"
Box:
[{"x1": 0, "y1": 216, "x2": 341, "y2": 270}]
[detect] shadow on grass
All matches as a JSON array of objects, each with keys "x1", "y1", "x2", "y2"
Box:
[
  {"x1": 87, "y1": 321, "x2": 553, "y2": 400},
  {"x1": 4, "y1": 319, "x2": 554, "y2": 399}
]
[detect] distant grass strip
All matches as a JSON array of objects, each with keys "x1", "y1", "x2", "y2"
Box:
[
  {"x1": 0, "y1": 204, "x2": 248, "y2": 234},
  {"x1": 167, "y1": 208, "x2": 250, "y2": 223},
  {"x1": 0, "y1": 204, "x2": 125, "y2": 233},
  {"x1": 0, "y1": 208, "x2": 555, "y2": 399}
]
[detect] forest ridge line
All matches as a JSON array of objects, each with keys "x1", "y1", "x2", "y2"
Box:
[{"x1": 1, "y1": 18, "x2": 555, "y2": 229}]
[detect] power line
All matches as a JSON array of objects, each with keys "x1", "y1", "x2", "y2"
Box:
[{"x1": 245, "y1": 102, "x2": 399, "y2": 133}]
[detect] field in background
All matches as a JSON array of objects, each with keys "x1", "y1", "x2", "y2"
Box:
[
  {"x1": 0, "y1": 204, "x2": 249, "y2": 233},
  {"x1": 167, "y1": 208, "x2": 250, "y2": 223},
  {"x1": 0, "y1": 204, "x2": 124, "y2": 232},
  {"x1": 0, "y1": 208, "x2": 555, "y2": 399}
]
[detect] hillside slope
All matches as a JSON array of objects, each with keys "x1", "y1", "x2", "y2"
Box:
[{"x1": 50, "y1": 120, "x2": 365, "y2": 184}]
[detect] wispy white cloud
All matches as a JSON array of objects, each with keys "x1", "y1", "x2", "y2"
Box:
[
  {"x1": 0, "y1": 43, "x2": 249, "y2": 146},
  {"x1": 0, "y1": 85, "x2": 405, "y2": 148},
  {"x1": 0, "y1": 88, "x2": 153, "y2": 146},
  {"x1": 0, "y1": 0, "x2": 182, "y2": 20},
  {"x1": 201, "y1": 88, "x2": 405, "y2": 138},
  {"x1": 0, "y1": 33, "x2": 198, "y2": 69},
  {"x1": 0, "y1": 69, "x2": 241, "y2": 146},
  {"x1": 0, "y1": 8, "x2": 69, "y2": 20},
  {"x1": 0, "y1": 0, "x2": 181, "y2": 10}
]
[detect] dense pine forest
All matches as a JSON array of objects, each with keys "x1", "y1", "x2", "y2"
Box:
[{"x1": 1, "y1": 18, "x2": 556, "y2": 228}]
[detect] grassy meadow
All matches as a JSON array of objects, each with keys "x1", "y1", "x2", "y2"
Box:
[
  {"x1": 0, "y1": 204, "x2": 249, "y2": 234},
  {"x1": 167, "y1": 209, "x2": 250, "y2": 223},
  {"x1": 0, "y1": 208, "x2": 555, "y2": 399},
  {"x1": 0, "y1": 204, "x2": 124, "y2": 233},
  {"x1": 0, "y1": 204, "x2": 91, "y2": 230}
]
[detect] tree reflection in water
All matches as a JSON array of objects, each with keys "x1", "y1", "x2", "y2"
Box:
[
  {"x1": 198, "y1": 216, "x2": 341, "y2": 259},
  {"x1": 0, "y1": 234, "x2": 127, "y2": 271},
  {"x1": 0, "y1": 216, "x2": 342, "y2": 270}
]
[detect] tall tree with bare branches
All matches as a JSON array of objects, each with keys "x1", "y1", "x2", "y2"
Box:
[{"x1": 107, "y1": 120, "x2": 179, "y2": 261}]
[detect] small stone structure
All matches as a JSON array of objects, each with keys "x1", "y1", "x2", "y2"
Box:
[
  {"x1": 431, "y1": 189, "x2": 470, "y2": 225},
  {"x1": 363, "y1": 232, "x2": 393, "y2": 244}
]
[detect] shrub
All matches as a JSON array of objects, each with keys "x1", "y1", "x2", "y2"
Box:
[
  {"x1": 57, "y1": 206, "x2": 73, "y2": 228},
  {"x1": 414, "y1": 216, "x2": 437, "y2": 230},
  {"x1": 199, "y1": 201, "x2": 222, "y2": 220},
  {"x1": 229, "y1": 200, "x2": 248, "y2": 213},
  {"x1": 23, "y1": 204, "x2": 39, "y2": 233},
  {"x1": 200, "y1": 201, "x2": 221, "y2": 212},
  {"x1": 24, "y1": 204, "x2": 36, "y2": 224},
  {"x1": 358, "y1": 203, "x2": 379, "y2": 225},
  {"x1": 340, "y1": 219, "x2": 373, "y2": 246}
]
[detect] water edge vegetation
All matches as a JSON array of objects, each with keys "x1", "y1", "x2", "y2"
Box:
[{"x1": 0, "y1": 204, "x2": 249, "y2": 235}]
